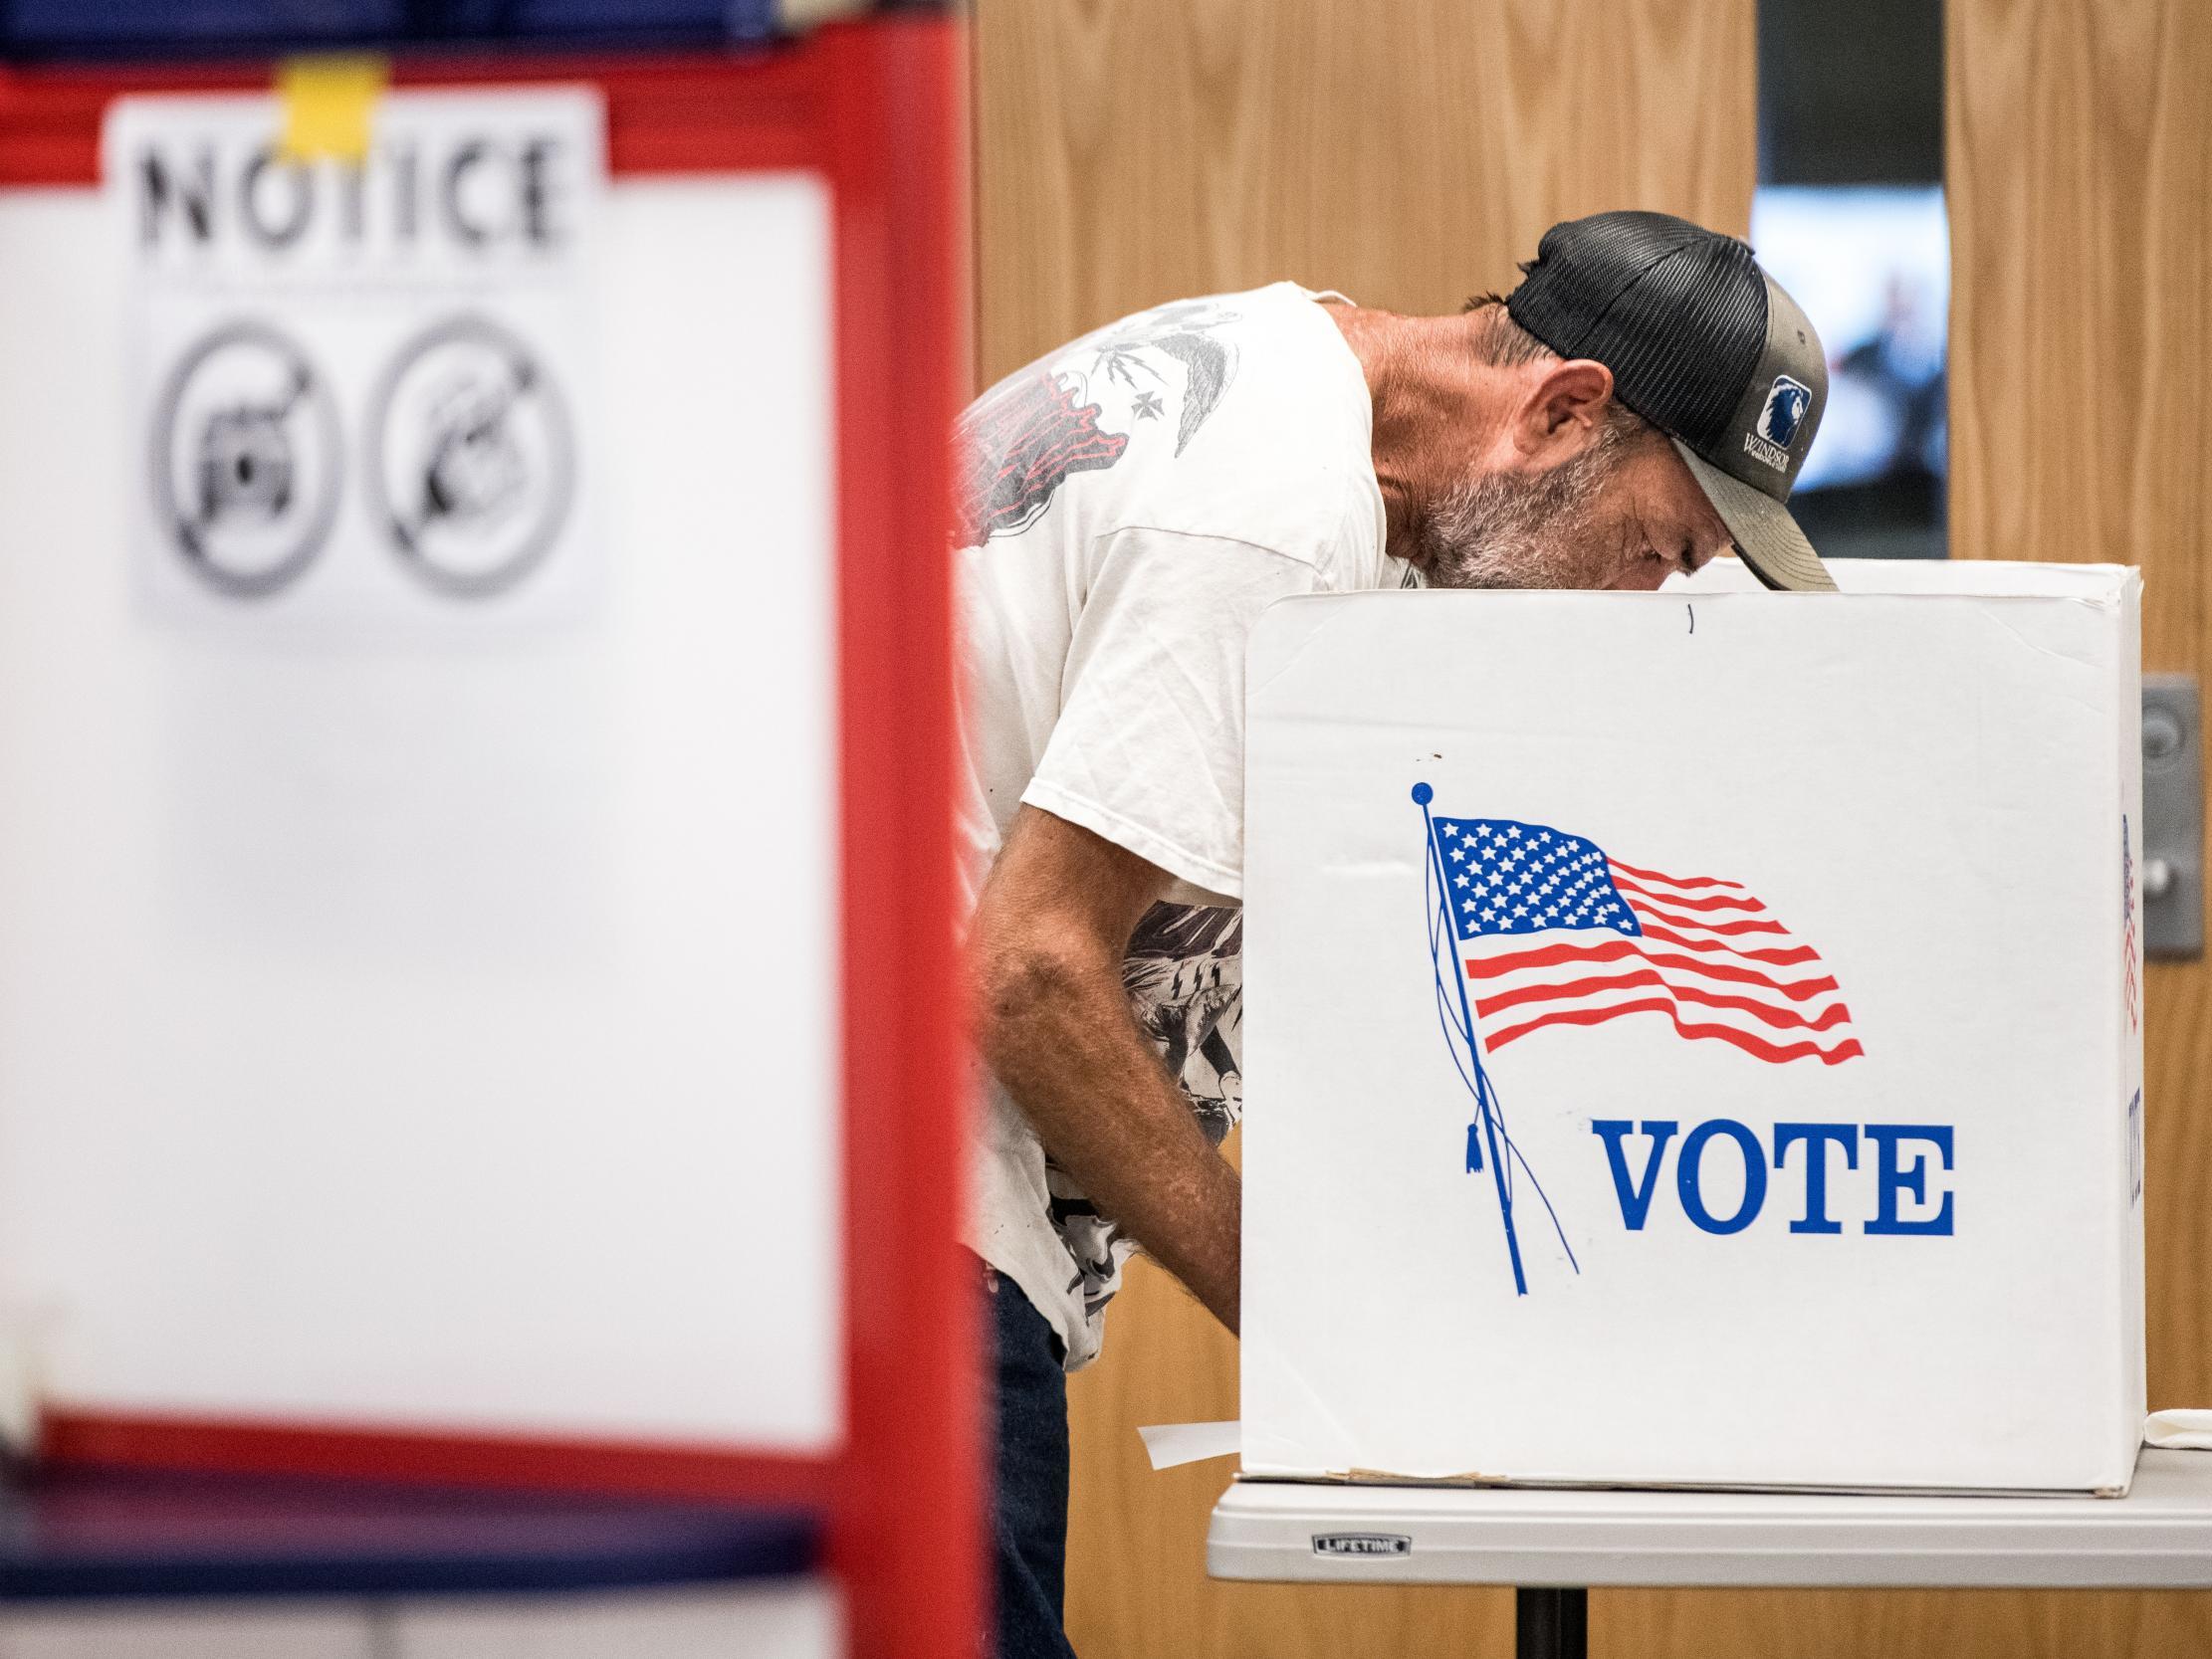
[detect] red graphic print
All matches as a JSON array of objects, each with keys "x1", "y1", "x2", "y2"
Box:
[{"x1": 954, "y1": 371, "x2": 1129, "y2": 546}]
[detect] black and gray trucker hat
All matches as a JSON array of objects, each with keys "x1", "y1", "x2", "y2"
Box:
[{"x1": 1506, "y1": 210, "x2": 1835, "y2": 592}]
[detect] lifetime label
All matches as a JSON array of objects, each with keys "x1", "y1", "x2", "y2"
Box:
[{"x1": 1312, "y1": 1534, "x2": 1413, "y2": 1557}]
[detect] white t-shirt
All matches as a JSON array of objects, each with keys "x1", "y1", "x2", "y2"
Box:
[{"x1": 957, "y1": 282, "x2": 1407, "y2": 1366}]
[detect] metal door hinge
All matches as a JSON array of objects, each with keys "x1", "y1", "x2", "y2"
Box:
[{"x1": 2143, "y1": 674, "x2": 2201, "y2": 959}]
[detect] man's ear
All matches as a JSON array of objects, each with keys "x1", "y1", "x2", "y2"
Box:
[{"x1": 1511, "y1": 357, "x2": 1617, "y2": 468}]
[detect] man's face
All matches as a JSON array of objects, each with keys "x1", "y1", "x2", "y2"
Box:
[{"x1": 1417, "y1": 421, "x2": 1735, "y2": 592}]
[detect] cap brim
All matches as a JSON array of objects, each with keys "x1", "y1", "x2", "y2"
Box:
[{"x1": 1670, "y1": 438, "x2": 1836, "y2": 592}]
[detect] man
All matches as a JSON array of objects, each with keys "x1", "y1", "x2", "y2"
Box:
[{"x1": 957, "y1": 210, "x2": 1832, "y2": 1656}]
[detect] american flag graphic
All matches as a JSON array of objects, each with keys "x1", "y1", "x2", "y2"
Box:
[
  {"x1": 1424, "y1": 805, "x2": 1864, "y2": 1068},
  {"x1": 2122, "y1": 816, "x2": 2140, "y2": 1032}
]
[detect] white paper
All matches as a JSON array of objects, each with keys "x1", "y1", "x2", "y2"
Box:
[
  {"x1": 1139, "y1": 1420, "x2": 1242, "y2": 1470},
  {"x1": 109, "y1": 89, "x2": 607, "y2": 630},
  {"x1": 2145, "y1": 1411, "x2": 2212, "y2": 1451},
  {"x1": 0, "y1": 166, "x2": 844, "y2": 1446}
]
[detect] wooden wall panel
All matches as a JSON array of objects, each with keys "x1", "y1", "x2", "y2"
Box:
[
  {"x1": 1928, "y1": 4, "x2": 2212, "y2": 1649},
  {"x1": 975, "y1": 0, "x2": 1755, "y2": 383}
]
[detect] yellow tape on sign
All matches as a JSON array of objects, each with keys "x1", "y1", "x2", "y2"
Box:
[{"x1": 276, "y1": 56, "x2": 389, "y2": 164}]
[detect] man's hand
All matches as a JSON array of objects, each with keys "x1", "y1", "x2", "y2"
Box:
[{"x1": 969, "y1": 805, "x2": 1241, "y2": 1334}]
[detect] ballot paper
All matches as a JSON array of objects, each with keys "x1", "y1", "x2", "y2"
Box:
[{"x1": 1240, "y1": 560, "x2": 2144, "y2": 1495}]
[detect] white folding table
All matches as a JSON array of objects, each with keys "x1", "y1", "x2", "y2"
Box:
[{"x1": 1209, "y1": 1449, "x2": 2212, "y2": 1659}]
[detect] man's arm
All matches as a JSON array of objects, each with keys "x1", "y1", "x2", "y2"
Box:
[{"x1": 969, "y1": 803, "x2": 1240, "y2": 1334}]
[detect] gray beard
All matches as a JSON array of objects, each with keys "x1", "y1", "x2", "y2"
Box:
[{"x1": 1415, "y1": 428, "x2": 1633, "y2": 591}]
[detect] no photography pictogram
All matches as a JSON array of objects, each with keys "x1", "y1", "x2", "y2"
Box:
[
  {"x1": 364, "y1": 314, "x2": 576, "y2": 599},
  {"x1": 150, "y1": 320, "x2": 343, "y2": 599}
]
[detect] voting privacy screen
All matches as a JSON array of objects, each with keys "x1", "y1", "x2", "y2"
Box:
[
  {"x1": 1240, "y1": 563, "x2": 2144, "y2": 1495},
  {"x1": 0, "y1": 87, "x2": 842, "y2": 1449}
]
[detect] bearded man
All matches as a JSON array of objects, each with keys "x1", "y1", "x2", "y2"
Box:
[{"x1": 957, "y1": 210, "x2": 1835, "y2": 1658}]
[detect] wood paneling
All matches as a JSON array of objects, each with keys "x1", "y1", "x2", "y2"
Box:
[
  {"x1": 975, "y1": 2, "x2": 2212, "y2": 1654},
  {"x1": 975, "y1": 0, "x2": 1755, "y2": 383},
  {"x1": 1926, "y1": 5, "x2": 2212, "y2": 1649}
]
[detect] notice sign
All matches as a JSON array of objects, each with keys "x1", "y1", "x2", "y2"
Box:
[{"x1": 105, "y1": 89, "x2": 605, "y2": 624}]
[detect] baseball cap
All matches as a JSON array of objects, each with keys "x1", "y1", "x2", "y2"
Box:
[{"x1": 1505, "y1": 209, "x2": 1835, "y2": 592}]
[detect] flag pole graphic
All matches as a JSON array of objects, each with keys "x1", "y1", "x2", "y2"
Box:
[{"x1": 1414, "y1": 782, "x2": 1527, "y2": 1296}]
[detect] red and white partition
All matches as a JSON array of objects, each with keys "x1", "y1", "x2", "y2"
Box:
[{"x1": 0, "y1": 20, "x2": 974, "y2": 1658}]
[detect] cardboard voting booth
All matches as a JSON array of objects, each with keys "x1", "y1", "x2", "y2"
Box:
[{"x1": 1241, "y1": 560, "x2": 2144, "y2": 1495}]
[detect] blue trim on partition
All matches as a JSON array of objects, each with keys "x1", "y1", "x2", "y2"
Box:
[
  {"x1": 0, "y1": 1467, "x2": 820, "y2": 1601},
  {"x1": 0, "y1": 0, "x2": 802, "y2": 59}
]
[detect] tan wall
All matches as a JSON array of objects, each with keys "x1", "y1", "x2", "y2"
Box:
[
  {"x1": 974, "y1": 0, "x2": 1755, "y2": 383},
  {"x1": 974, "y1": 1, "x2": 2212, "y2": 1653},
  {"x1": 1933, "y1": 2, "x2": 2212, "y2": 1649}
]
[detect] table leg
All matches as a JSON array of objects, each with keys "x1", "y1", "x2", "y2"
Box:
[{"x1": 1515, "y1": 1585, "x2": 1587, "y2": 1659}]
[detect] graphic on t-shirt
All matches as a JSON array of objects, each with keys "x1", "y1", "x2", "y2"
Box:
[
  {"x1": 1086, "y1": 299, "x2": 1239, "y2": 459},
  {"x1": 1045, "y1": 899, "x2": 1243, "y2": 1320},
  {"x1": 954, "y1": 301, "x2": 1240, "y2": 547},
  {"x1": 953, "y1": 371, "x2": 1129, "y2": 546},
  {"x1": 1120, "y1": 900, "x2": 1244, "y2": 1140}
]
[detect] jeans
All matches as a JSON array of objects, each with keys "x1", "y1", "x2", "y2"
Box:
[{"x1": 985, "y1": 1259, "x2": 1079, "y2": 1659}]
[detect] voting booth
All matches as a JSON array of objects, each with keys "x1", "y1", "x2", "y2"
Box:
[
  {"x1": 1242, "y1": 560, "x2": 2145, "y2": 1496},
  {"x1": 0, "y1": 14, "x2": 971, "y2": 1658}
]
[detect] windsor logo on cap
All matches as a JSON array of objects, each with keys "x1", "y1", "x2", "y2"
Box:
[{"x1": 1745, "y1": 373, "x2": 1813, "y2": 472}]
